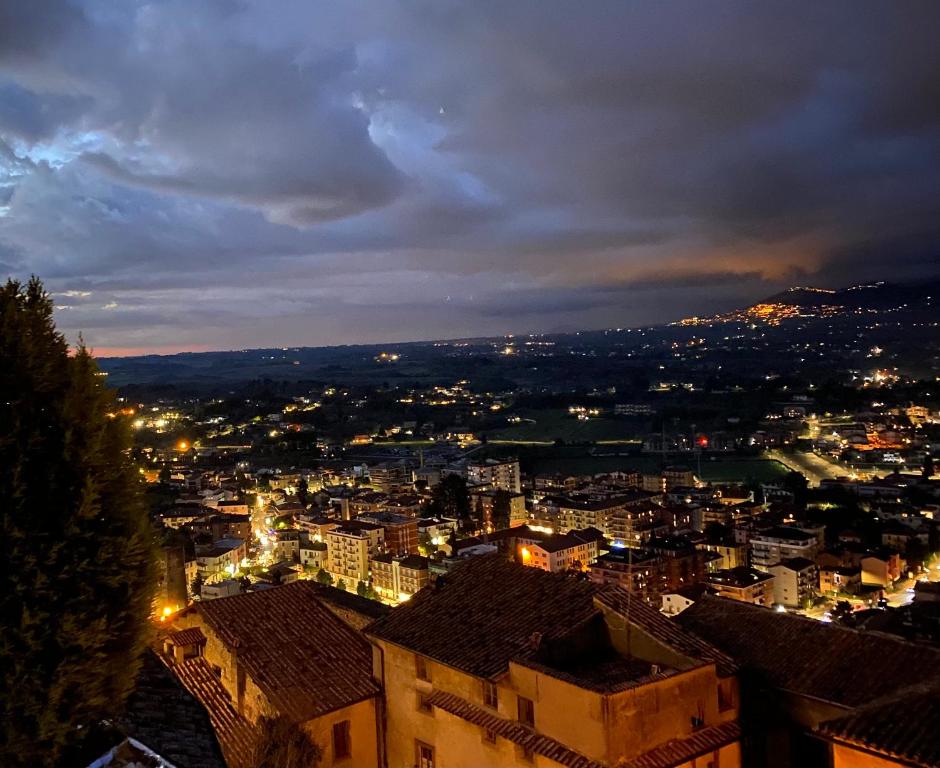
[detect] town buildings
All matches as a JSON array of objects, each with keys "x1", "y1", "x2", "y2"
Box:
[
  {"x1": 706, "y1": 568, "x2": 775, "y2": 607},
  {"x1": 679, "y1": 596, "x2": 940, "y2": 768},
  {"x1": 366, "y1": 556, "x2": 741, "y2": 768},
  {"x1": 749, "y1": 526, "x2": 819, "y2": 571},
  {"x1": 162, "y1": 581, "x2": 382, "y2": 768},
  {"x1": 467, "y1": 458, "x2": 522, "y2": 494},
  {"x1": 768, "y1": 558, "x2": 817, "y2": 608}
]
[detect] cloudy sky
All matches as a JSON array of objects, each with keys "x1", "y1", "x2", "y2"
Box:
[{"x1": 1, "y1": 0, "x2": 938, "y2": 355}]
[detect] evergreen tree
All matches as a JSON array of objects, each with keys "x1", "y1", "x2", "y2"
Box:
[
  {"x1": 429, "y1": 474, "x2": 472, "y2": 532},
  {"x1": 0, "y1": 278, "x2": 157, "y2": 766},
  {"x1": 316, "y1": 568, "x2": 333, "y2": 586},
  {"x1": 924, "y1": 453, "x2": 935, "y2": 480},
  {"x1": 336, "y1": 578, "x2": 347, "y2": 592},
  {"x1": 253, "y1": 715, "x2": 323, "y2": 768},
  {"x1": 491, "y1": 490, "x2": 512, "y2": 531},
  {"x1": 297, "y1": 475, "x2": 309, "y2": 507},
  {"x1": 356, "y1": 580, "x2": 369, "y2": 597}
]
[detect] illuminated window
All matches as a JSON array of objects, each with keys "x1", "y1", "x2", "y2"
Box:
[
  {"x1": 483, "y1": 681, "x2": 498, "y2": 709},
  {"x1": 332, "y1": 720, "x2": 351, "y2": 760},
  {"x1": 416, "y1": 740, "x2": 435, "y2": 768}
]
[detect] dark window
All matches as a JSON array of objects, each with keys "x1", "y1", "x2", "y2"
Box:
[
  {"x1": 415, "y1": 654, "x2": 430, "y2": 681},
  {"x1": 517, "y1": 696, "x2": 534, "y2": 727},
  {"x1": 416, "y1": 740, "x2": 435, "y2": 768},
  {"x1": 483, "y1": 681, "x2": 498, "y2": 709},
  {"x1": 332, "y1": 720, "x2": 351, "y2": 760},
  {"x1": 417, "y1": 692, "x2": 433, "y2": 713}
]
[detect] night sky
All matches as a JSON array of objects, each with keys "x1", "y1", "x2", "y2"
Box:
[{"x1": 1, "y1": 1, "x2": 938, "y2": 355}]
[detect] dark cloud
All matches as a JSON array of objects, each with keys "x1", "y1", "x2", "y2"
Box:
[{"x1": 0, "y1": 0, "x2": 937, "y2": 352}]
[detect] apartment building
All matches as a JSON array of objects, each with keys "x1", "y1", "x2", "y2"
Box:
[
  {"x1": 749, "y1": 526, "x2": 819, "y2": 572},
  {"x1": 325, "y1": 521, "x2": 384, "y2": 586},
  {"x1": 467, "y1": 458, "x2": 522, "y2": 494},
  {"x1": 768, "y1": 557, "x2": 817, "y2": 608},
  {"x1": 706, "y1": 567, "x2": 775, "y2": 607}
]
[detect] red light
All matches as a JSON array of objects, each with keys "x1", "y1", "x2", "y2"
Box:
[{"x1": 698, "y1": 436, "x2": 709, "y2": 447}]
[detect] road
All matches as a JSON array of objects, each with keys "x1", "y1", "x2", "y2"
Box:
[{"x1": 766, "y1": 448, "x2": 846, "y2": 487}]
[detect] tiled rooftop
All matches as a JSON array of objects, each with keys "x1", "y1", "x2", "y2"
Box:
[
  {"x1": 117, "y1": 650, "x2": 226, "y2": 768},
  {"x1": 427, "y1": 690, "x2": 603, "y2": 768},
  {"x1": 816, "y1": 686, "x2": 940, "y2": 768},
  {"x1": 678, "y1": 596, "x2": 940, "y2": 708},
  {"x1": 621, "y1": 721, "x2": 741, "y2": 768},
  {"x1": 366, "y1": 555, "x2": 601, "y2": 679},
  {"x1": 191, "y1": 580, "x2": 380, "y2": 721}
]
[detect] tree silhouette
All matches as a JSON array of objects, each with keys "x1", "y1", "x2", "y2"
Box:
[
  {"x1": 0, "y1": 278, "x2": 157, "y2": 766},
  {"x1": 491, "y1": 490, "x2": 512, "y2": 531},
  {"x1": 428, "y1": 474, "x2": 472, "y2": 532},
  {"x1": 252, "y1": 715, "x2": 323, "y2": 768}
]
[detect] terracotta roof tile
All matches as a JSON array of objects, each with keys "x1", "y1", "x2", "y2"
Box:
[
  {"x1": 166, "y1": 627, "x2": 206, "y2": 647},
  {"x1": 366, "y1": 555, "x2": 601, "y2": 679},
  {"x1": 427, "y1": 690, "x2": 604, "y2": 768},
  {"x1": 595, "y1": 588, "x2": 737, "y2": 677},
  {"x1": 192, "y1": 581, "x2": 380, "y2": 721},
  {"x1": 816, "y1": 686, "x2": 940, "y2": 768},
  {"x1": 163, "y1": 655, "x2": 259, "y2": 768},
  {"x1": 620, "y1": 721, "x2": 741, "y2": 768},
  {"x1": 678, "y1": 596, "x2": 940, "y2": 708},
  {"x1": 118, "y1": 651, "x2": 227, "y2": 768}
]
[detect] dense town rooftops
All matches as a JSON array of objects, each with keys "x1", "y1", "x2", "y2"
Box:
[
  {"x1": 181, "y1": 581, "x2": 380, "y2": 721},
  {"x1": 678, "y1": 596, "x2": 940, "y2": 708},
  {"x1": 772, "y1": 556, "x2": 817, "y2": 571},
  {"x1": 368, "y1": 555, "x2": 735, "y2": 685}
]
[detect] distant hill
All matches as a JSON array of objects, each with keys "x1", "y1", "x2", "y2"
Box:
[
  {"x1": 756, "y1": 280, "x2": 939, "y2": 311},
  {"x1": 96, "y1": 277, "x2": 939, "y2": 391}
]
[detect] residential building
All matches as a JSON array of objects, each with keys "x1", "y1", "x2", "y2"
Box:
[
  {"x1": 371, "y1": 554, "x2": 430, "y2": 603},
  {"x1": 699, "y1": 537, "x2": 748, "y2": 570},
  {"x1": 163, "y1": 581, "x2": 381, "y2": 768},
  {"x1": 768, "y1": 558, "x2": 817, "y2": 609},
  {"x1": 325, "y1": 521, "x2": 384, "y2": 587},
  {"x1": 663, "y1": 466, "x2": 696, "y2": 490},
  {"x1": 272, "y1": 528, "x2": 301, "y2": 563},
  {"x1": 194, "y1": 537, "x2": 247, "y2": 580},
  {"x1": 679, "y1": 597, "x2": 940, "y2": 768},
  {"x1": 818, "y1": 565, "x2": 861, "y2": 596},
  {"x1": 366, "y1": 556, "x2": 741, "y2": 768},
  {"x1": 469, "y1": 489, "x2": 528, "y2": 529},
  {"x1": 467, "y1": 458, "x2": 522, "y2": 494},
  {"x1": 749, "y1": 526, "x2": 819, "y2": 572},
  {"x1": 706, "y1": 568, "x2": 775, "y2": 607},
  {"x1": 662, "y1": 583, "x2": 717, "y2": 616},
  {"x1": 516, "y1": 528, "x2": 600, "y2": 573},
  {"x1": 358, "y1": 512, "x2": 419, "y2": 555},
  {"x1": 861, "y1": 549, "x2": 905, "y2": 588},
  {"x1": 369, "y1": 460, "x2": 413, "y2": 493},
  {"x1": 299, "y1": 540, "x2": 328, "y2": 571},
  {"x1": 200, "y1": 579, "x2": 242, "y2": 601}
]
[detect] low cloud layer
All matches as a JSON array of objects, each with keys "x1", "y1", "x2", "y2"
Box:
[{"x1": 1, "y1": 0, "x2": 938, "y2": 354}]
